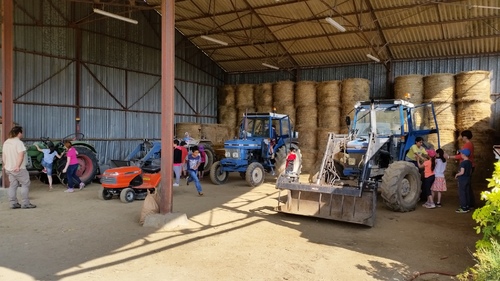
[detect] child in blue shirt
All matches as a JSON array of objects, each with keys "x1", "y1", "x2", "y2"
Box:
[
  {"x1": 455, "y1": 149, "x2": 473, "y2": 213},
  {"x1": 35, "y1": 143, "x2": 62, "y2": 191},
  {"x1": 186, "y1": 147, "x2": 203, "y2": 196}
]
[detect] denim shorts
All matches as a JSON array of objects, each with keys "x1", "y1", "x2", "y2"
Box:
[{"x1": 41, "y1": 160, "x2": 54, "y2": 176}]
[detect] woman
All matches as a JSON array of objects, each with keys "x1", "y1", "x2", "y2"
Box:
[{"x1": 62, "y1": 140, "x2": 84, "y2": 193}]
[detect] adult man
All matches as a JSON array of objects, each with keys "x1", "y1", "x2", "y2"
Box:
[{"x1": 2, "y1": 126, "x2": 36, "y2": 209}]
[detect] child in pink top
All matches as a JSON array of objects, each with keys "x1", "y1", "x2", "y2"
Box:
[
  {"x1": 62, "y1": 140, "x2": 84, "y2": 193},
  {"x1": 418, "y1": 149, "x2": 436, "y2": 209}
]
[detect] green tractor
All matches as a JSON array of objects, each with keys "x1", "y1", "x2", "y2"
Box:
[{"x1": 1, "y1": 133, "x2": 99, "y2": 186}]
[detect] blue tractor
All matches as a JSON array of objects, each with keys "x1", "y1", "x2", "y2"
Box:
[
  {"x1": 276, "y1": 99, "x2": 440, "y2": 226},
  {"x1": 210, "y1": 112, "x2": 300, "y2": 187}
]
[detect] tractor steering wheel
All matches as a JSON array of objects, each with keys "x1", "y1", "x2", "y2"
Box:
[
  {"x1": 39, "y1": 137, "x2": 55, "y2": 148},
  {"x1": 62, "y1": 133, "x2": 85, "y2": 142}
]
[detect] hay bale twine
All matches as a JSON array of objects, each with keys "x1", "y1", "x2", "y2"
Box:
[
  {"x1": 296, "y1": 125, "x2": 317, "y2": 149},
  {"x1": 295, "y1": 81, "x2": 317, "y2": 108},
  {"x1": 317, "y1": 80, "x2": 341, "y2": 106},
  {"x1": 423, "y1": 73, "x2": 455, "y2": 103},
  {"x1": 432, "y1": 102, "x2": 456, "y2": 131},
  {"x1": 340, "y1": 78, "x2": 370, "y2": 132},
  {"x1": 218, "y1": 105, "x2": 237, "y2": 129},
  {"x1": 218, "y1": 85, "x2": 236, "y2": 106},
  {"x1": 273, "y1": 81, "x2": 294, "y2": 107},
  {"x1": 318, "y1": 105, "x2": 340, "y2": 131},
  {"x1": 427, "y1": 129, "x2": 457, "y2": 182},
  {"x1": 300, "y1": 149, "x2": 318, "y2": 174},
  {"x1": 235, "y1": 84, "x2": 255, "y2": 108},
  {"x1": 296, "y1": 106, "x2": 318, "y2": 128},
  {"x1": 455, "y1": 71, "x2": 491, "y2": 103},
  {"x1": 255, "y1": 83, "x2": 273, "y2": 107},
  {"x1": 256, "y1": 105, "x2": 273, "y2": 113},
  {"x1": 394, "y1": 75, "x2": 424, "y2": 104},
  {"x1": 275, "y1": 104, "x2": 296, "y2": 125},
  {"x1": 456, "y1": 101, "x2": 492, "y2": 131},
  {"x1": 176, "y1": 123, "x2": 202, "y2": 140}
]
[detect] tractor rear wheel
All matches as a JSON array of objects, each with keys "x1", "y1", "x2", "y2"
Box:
[
  {"x1": 210, "y1": 161, "x2": 229, "y2": 185},
  {"x1": 202, "y1": 145, "x2": 215, "y2": 176},
  {"x1": 56, "y1": 146, "x2": 99, "y2": 185},
  {"x1": 246, "y1": 162, "x2": 265, "y2": 187},
  {"x1": 380, "y1": 161, "x2": 421, "y2": 212},
  {"x1": 120, "y1": 188, "x2": 135, "y2": 203},
  {"x1": 98, "y1": 186, "x2": 113, "y2": 200}
]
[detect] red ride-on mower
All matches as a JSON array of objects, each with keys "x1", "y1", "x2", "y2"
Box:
[{"x1": 99, "y1": 164, "x2": 161, "y2": 203}]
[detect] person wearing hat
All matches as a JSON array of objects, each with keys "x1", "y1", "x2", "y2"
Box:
[
  {"x1": 455, "y1": 148, "x2": 473, "y2": 213},
  {"x1": 418, "y1": 149, "x2": 437, "y2": 209}
]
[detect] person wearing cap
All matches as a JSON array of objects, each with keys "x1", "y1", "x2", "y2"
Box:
[
  {"x1": 455, "y1": 148, "x2": 473, "y2": 213},
  {"x1": 447, "y1": 130, "x2": 475, "y2": 209},
  {"x1": 405, "y1": 137, "x2": 427, "y2": 167},
  {"x1": 418, "y1": 149, "x2": 436, "y2": 209}
]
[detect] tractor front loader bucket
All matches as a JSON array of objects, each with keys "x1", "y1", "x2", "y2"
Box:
[{"x1": 276, "y1": 180, "x2": 377, "y2": 227}]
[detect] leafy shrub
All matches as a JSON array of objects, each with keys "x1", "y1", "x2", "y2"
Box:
[{"x1": 457, "y1": 239, "x2": 500, "y2": 281}]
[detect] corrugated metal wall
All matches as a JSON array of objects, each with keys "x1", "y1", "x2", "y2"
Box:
[{"x1": 5, "y1": 1, "x2": 225, "y2": 166}]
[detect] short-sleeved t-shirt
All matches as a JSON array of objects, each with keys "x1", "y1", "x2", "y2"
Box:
[
  {"x1": 2, "y1": 137, "x2": 27, "y2": 170},
  {"x1": 406, "y1": 144, "x2": 427, "y2": 161},
  {"x1": 187, "y1": 154, "x2": 201, "y2": 170},
  {"x1": 42, "y1": 149, "x2": 58, "y2": 164},
  {"x1": 423, "y1": 160, "x2": 435, "y2": 178},
  {"x1": 67, "y1": 147, "x2": 79, "y2": 165}
]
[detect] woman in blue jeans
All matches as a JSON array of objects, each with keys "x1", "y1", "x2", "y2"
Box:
[
  {"x1": 62, "y1": 140, "x2": 84, "y2": 193},
  {"x1": 186, "y1": 147, "x2": 203, "y2": 196}
]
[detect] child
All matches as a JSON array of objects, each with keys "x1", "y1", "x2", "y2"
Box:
[
  {"x1": 418, "y1": 149, "x2": 436, "y2": 209},
  {"x1": 455, "y1": 148, "x2": 473, "y2": 213},
  {"x1": 180, "y1": 140, "x2": 188, "y2": 178},
  {"x1": 285, "y1": 147, "x2": 297, "y2": 174},
  {"x1": 186, "y1": 147, "x2": 203, "y2": 196},
  {"x1": 197, "y1": 145, "x2": 206, "y2": 179},
  {"x1": 406, "y1": 137, "x2": 427, "y2": 167},
  {"x1": 431, "y1": 148, "x2": 447, "y2": 207},
  {"x1": 173, "y1": 139, "x2": 183, "y2": 187},
  {"x1": 62, "y1": 140, "x2": 84, "y2": 193},
  {"x1": 34, "y1": 143, "x2": 62, "y2": 191}
]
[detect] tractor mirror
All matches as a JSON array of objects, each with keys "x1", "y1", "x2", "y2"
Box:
[{"x1": 345, "y1": 116, "x2": 351, "y2": 126}]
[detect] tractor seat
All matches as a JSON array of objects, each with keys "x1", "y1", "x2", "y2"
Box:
[{"x1": 142, "y1": 166, "x2": 161, "y2": 173}]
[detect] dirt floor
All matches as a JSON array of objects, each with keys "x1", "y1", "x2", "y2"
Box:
[{"x1": 0, "y1": 173, "x2": 481, "y2": 281}]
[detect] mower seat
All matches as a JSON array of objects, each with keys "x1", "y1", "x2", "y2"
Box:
[{"x1": 142, "y1": 166, "x2": 161, "y2": 173}]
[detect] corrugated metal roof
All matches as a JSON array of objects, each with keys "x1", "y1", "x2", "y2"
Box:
[{"x1": 69, "y1": 0, "x2": 500, "y2": 73}]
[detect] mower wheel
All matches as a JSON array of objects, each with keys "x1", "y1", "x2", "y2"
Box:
[
  {"x1": 98, "y1": 186, "x2": 113, "y2": 200},
  {"x1": 120, "y1": 188, "x2": 135, "y2": 203}
]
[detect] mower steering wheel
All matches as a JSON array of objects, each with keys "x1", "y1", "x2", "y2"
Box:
[{"x1": 62, "y1": 133, "x2": 85, "y2": 142}]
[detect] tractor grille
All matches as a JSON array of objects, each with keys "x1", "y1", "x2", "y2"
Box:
[{"x1": 100, "y1": 177, "x2": 117, "y2": 184}]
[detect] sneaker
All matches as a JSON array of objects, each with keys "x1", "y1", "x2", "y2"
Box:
[
  {"x1": 173, "y1": 183, "x2": 179, "y2": 187},
  {"x1": 64, "y1": 188, "x2": 74, "y2": 193},
  {"x1": 435, "y1": 202, "x2": 442, "y2": 207},
  {"x1": 11, "y1": 203, "x2": 21, "y2": 209},
  {"x1": 427, "y1": 203, "x2": 436, "y2": 209},
  {"x1": 198, "y1": 192, "x2": 204, "y2": 196},
  {"x1": 186, "y1": 176, "x2": 190, "y2": 185},
  {"x1": 21, "y1": 203, "x2": 37, "y2": 209},
  {"x1": 422, "y1": 202, "x2": 430, "y2": 208},
  {"x1": 455, "y1": 208, "x2": 469, "y2": 213},
  {"x1": 79, "y1": 182, "x2": 85, "y2": 190}
]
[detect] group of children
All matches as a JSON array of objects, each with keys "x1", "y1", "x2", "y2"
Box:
[
  {"x1": 173, "y1": 138, "x2": 206, "y2": 196},
  {"x1": 412, "y1": 133, "x2": 474, "y2": 213}
]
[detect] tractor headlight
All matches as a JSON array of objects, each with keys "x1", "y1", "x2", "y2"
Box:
[
  {"x1": 225, "y1": 149, "x2": 239, "y2": 159},
  {"x1": 225, "y1": 151, "x2": 231, "y2": 158},
  {"x1": 232, "y1": 152, "x2": 239, "y2": 158}
]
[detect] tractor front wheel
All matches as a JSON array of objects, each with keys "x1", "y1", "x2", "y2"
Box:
[
  {"x1": 246, "y1": 162, "x2": 265, "y2": 187},
  {"x1": 210, "y1": 161, "x2": 229, "y2": 185},
  {"x1": 380, "y1": 161, "x2": 421, "y2": 212},
  {"x1": 98, "y1": 186, "x2": 113, "y2": 200},
  {"x1": 120, "y1": 188, "x2": 135, "y2": 203}
]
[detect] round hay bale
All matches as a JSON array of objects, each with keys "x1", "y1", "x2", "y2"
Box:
[
  {"x1": 318, "y1": 105, "x2": 340, "y2": 130},
  {"x1": 340, "y1": 100, "x2": 357, "y2": 133},
  {"x1": 213, "y1": 124, "x2": 233, "y2": 146},
  {"x1": 218, "y1": 85, "x2": 236, "y2": 106},
  {"x1": 255, "y1": 83, "x2": 273, "y2": 107},
  {"x1": 317, "y1": 80, "x2": 341, "y2": 106},
  {"x1": 300, "y1": 149, "x2": 318, "y2": 174},
  {"x1": 296, "y1": 125, "x2": 317, "y2": 149},
  {"x1": 427, "y1": 129, "x2": 457, "y2": 182},
  {"x1": 470, "y1": 127, "x2": 496, "y2": 184},
  {"x1": 316, "y1": 128, "x2": 336, "y2": 152},
  {"x1": 455, "y1": 70, "x2": 492, "y2": 103},
  {"x1": 432, "y1": 102, "x2": 456, "y2": 131},
  {"x1": 218, "y1": 105, "x2": 237, "y2": 129},
  {"x1": 200, "y1": 123, "x2": 218, "y2": 143},
  {"x1": 456, "y1": 101, "x2": 492, "y2": 131},
  {"x1": 394, "y1": 75, "x2": 424, "y2": 104},
  {"x1": 275, "y1": 104, "x2": 296, "y2": 125},
  {"x1": 296, "y1": 106, "x2": 317, "y2": 128},
  {"x1": 295, "y1": 81, "x2": 317, "y2": 108},
  {"x1": 273, "y1": 81, "x2": 294, "y2": 107},
  {"x1": 176, "y1": 123, "x2": 202, "y2": 140},
  {"x1": 341, "y1": 78, "x2": 370, "y2": 104},
  {"x1": 237, "y1": 107, "x2": 256, "y2": 123},
  {"x1": 235, "y1": 84, "x2": 255, "y2": 108},
  {"x1": 256, "y1": 105, "x2": 273, "y2": 113},
  {"x1": 423, "y1": 73, "x2": 455, "y2": 103}
]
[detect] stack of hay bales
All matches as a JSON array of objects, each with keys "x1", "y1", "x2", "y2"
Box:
[
  {"x1": 235, "y1": 84, "x2": 256, "y2": 137},
  {"x1": 455, "y1": 70, "x2": 494, "y2": 184},
  {"x1": 255, "y1": 83, "x2": 273, "y2": 113},
  {"x1": 316, "y1": 81, "x2": 342, "y2": 152},
  {"x1": 295, "y1": 81, "x2": 318, "y2": 173},
  {"x1": 273, "y1": 81, "x2": 295, "y2": 123},
  {"x1": 340, "y1": 78, "x2": 370, "y2": 134},
  {"x1": 423, "y1": 73, "x2": 457, "y2": 182},
  {"x1": 218, "y1": 85, "x2": 237, "y2": 135},
  {"x1": 175, "y1": 123, "x2": 202, "y2": 140}
]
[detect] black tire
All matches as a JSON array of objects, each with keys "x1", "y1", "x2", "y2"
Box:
[
  {"x1": 56, "y1": 146, "x2": 99, "y2": 185},
  {"x1": 275, "y1": 143, "x2": 301, "y2": 176},
  {"x1": 210, "y1": 161, "x2": 229, "y2": 185},
  {"x1": 98, "y1": 186, "x2": 113, "y2": 200},
  {"x1": 380, "y1": 161, "x2": 421, "y2": 212},
  {"x1": 120, "y1": 188, "x2": 135, "y2": 203},
  {"x1": 37, "y1": 173, "x2": 50, "y2": 185},
  {"x1": 246, "y1": 162, "x2": 265, "y2": 187},
  {"x1": 203, "y1": 145, "x2": 215, "y2": 176}
]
